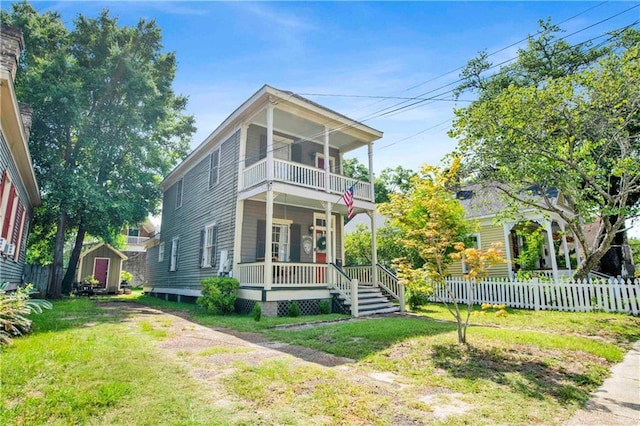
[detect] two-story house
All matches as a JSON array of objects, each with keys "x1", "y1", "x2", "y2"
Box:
[
  {"x1": 0, "y1": 24, "x2": 41, "y2": 288},
  {"x1": 146, "y1": 85, "x2": 403, "y2": 316}
]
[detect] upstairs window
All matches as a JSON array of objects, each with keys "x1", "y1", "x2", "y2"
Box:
[
  {"x1": 175, "y1": 179, "x2": 183, "y2": 209},
  {"x1": 209, "y1": 148, "x2": 220, "y2": 188}
]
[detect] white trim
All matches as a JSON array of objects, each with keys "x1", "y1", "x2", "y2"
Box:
[
  {"x1": 312, "y1": 212, "x2": 336, "y2": 263},
  {"x1": 175, "y1": 179, "x2": 183, "y2": 209},
  {"x1": 462, "y1": 233, "x2": 481, "y2": 274},
  {"x1": 158, "y1": 241, "x2": 165, "y2": 262},
  {"x1": 314, "y1": 153, "x2": 336, "y2": 172},
  {"x1": 202, "y1": 222, "x2": 218, "y2": 268},
  {"x1": 208, "y1": 147, "x2": 221, "y2": 188},
  {"x1": 93, "y1": 257, "x2": 110, "y2": 287},
  {"x1": 170, "y1": 237, "x2": 179, "y2": 272}
]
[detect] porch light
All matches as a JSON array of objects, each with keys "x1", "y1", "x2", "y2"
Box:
[{"x1": 308, "y1": 225, "x2": 314, "y2": 234}]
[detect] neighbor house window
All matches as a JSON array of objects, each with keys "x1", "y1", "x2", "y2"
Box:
[
  {"x1": 209, "y1": 148, "x2": 220, "y2": 188},
  {"x1": 175, "y1": 179, "x2": 183, "y2": 209},
  {"x1": 271, "y1": 219, "x2": 291, "y2": 261},
  {"x1": 169, "y1": 237, "x2": 179, "y2": 271},
  {"x1": 158, "y1": 242, "x2": 165, "y2": 262},
  {"x1": 201, "y1": 223, "x2": 218, "y2": 268},
  {"x1": 462, "y1": 234, "x2": 481, "y2": 274}
]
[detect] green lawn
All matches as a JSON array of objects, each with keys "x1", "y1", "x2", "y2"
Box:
[{"x1": 2, "y1": 293, "x2": 638, "y2": 425}]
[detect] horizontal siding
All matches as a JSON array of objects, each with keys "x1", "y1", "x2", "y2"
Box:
[
  {"x1": 149, "y1": 130, "x2": 240, "y2": 290},
  {"x1": 449, "y1": 224, "x2": 509, "y2": 278},
  {"x1": 241, "y1": 199, "x2": 342, "y2": 264},
  {"x1": 0, "y1": 131, "x2": 35, "y2": 285}
]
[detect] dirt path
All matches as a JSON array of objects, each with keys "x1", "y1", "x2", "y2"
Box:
[{"x1": 97, "y1": 302, "x2": 471, "y2": 424}]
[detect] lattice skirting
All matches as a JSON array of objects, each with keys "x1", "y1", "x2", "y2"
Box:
[
  {"x1": 235, "y1": 298, "x2": 257, "y2": 315},
  {"x1": 277, "y1": 299, "x2": 324, "y2": 316}
]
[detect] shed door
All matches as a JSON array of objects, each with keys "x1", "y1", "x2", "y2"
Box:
[{"x1": 94, "y1": 258, "x2": 110, "y2": 286}]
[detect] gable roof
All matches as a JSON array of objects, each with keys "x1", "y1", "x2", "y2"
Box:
[
  {"x1": 456, "y1": 183, "x2": 562, "y2": 219},
  {"x1": 79, "y1": 242, "x2": 128, "y2": 260},
  {"x1": 162, "y1": 84, "x2": 383, "y2": 189}
]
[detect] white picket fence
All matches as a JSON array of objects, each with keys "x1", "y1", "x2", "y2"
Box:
[{"x1": 429, "y1": 276, "x2": 640, "y2": 315}]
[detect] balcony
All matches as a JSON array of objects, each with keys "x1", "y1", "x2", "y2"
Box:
[
  {"x1": 242, "y1": 158, "x2": 372, "y2": 201},
  {"x1": 126, "y1": 236, "x2": 150, "y2": 246}
]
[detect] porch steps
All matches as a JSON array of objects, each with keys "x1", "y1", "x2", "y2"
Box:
[{"x1": 334, "y1": 285, "x2": 399, "y2": 316}]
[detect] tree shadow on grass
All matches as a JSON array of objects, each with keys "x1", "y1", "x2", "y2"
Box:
[
  {"x1": 431, "y1": 343, "x2": 603, "y2": 405},
  {"x1": 29, "y1": 297, "x2": 164, "y2": 335}
]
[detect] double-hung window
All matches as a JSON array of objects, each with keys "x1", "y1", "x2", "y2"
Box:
[
  {"x1": 209, "y1": 148, "x2": 220, "y2": 188},
  {"x1": 169, "y1": 237, "x2": 179, "y2": 271},
  {"x1": 201, "y1": 223, "x2": 218, "y2": 268},
  {"x1": 462, "y1": 234, "x2": 481, "y2": 274},
  {"x1": 158, "y1": 242, "x2": 165, "y2": 262},
  {"x1": 271, "y1": 219, "x2": 291, "y2": 261},
  {"x1": 175, "y1": 179, "x2": 183, "y2": 209}
]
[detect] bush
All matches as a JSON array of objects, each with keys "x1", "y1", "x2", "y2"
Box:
[
  {"x1": 287, "y1": 301, "x2": 301, "y2": 317},
  {"x1": 251, "y1": 303, "x2": 262, "y2": 322},
  {"x1": 406, "y1": 288, "x2": 430, "y2": 310},
  {"x1": 319, "y1": 300, "x2": 331, "y2": 314},
  {"x1": 197, "y1": 277, "x2": 239, "y2": 314},
  {"x1": 1, "y1": 283, "x2": 52, "y2": 345}
]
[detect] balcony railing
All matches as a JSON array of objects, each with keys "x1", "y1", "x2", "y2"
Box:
[
  {"x1": 126, "y1": 236, "x2": 149, "y2": 245},
  {"x1": 241, "y1": 158, "x2": 372, "y2": 201}
]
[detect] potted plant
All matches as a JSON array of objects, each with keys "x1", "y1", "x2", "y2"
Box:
[{"x1": 120, "y1": 270, "x2": 133, "y2": 294}]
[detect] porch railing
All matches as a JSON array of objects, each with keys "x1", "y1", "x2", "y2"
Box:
[
  {"x1": 376, "y1": 264, "x2": 404, "y2": 310},
  {"x1": 235, "y1": 262, "x2": 328, "y2": 287},
  {"x1": 342, "y1": 264, "x2": 404, "y2": 311},
  {"x1": 241, "y1": 158, "x2": 372, "y2": 201},
  {"x1": 235, "y1": 262, "x2": 265, "y2": 286}
]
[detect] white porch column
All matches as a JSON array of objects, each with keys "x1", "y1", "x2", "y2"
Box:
[
  {"x1": 325, "y1": 202, "x2": 333, "y2": 264},
  {"x1": 503, "y1": 223, "x2": 514, "y2": 279},
  {"x1": 264, "y1": 188, "x2": 274, "y2": 290},
  {"x1": 324, "y1": 126, "x2": 330, "y2": 193},
  {"x1": 238, "y1": 124, "x2": 247, "y2": 190},
  {"x1": 560, "y1": 223, "x2": 572, "y2": 271},
  {"x1": 368, "y1": 143, "x2": 375, "y2": 202},
  {"x1": 233, "y1": 200, "x2": 244, "y2": 271},
  {"x1": 266, "y1": 102, "x2": 274, "y2": 181},
  {"x1": 370, "y1": 211, "x2": 378, "y2": 287},
  {"x1": 545, "y1": 221, "x2": 559, "y2": 282}
]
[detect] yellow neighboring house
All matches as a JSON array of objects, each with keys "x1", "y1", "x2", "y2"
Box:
[{"x1": 449, "y1": 184, "x2": 579, "y2": 280}]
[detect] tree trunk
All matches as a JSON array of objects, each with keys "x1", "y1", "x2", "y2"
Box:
[
  {"x1": 47, "y1": 211, "x2": 67, "y2": 299},
  {"x1": 61, "y1": 222, "x2": 87, "y2": 294}
]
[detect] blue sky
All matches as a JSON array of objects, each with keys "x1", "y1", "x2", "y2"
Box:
[{"x1": 7, "y1": 1, "x2": 639, "y2": 175}]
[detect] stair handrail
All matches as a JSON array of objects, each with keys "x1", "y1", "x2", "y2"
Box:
[
  {"x1": 376, "y1": 263, "x2": 405, "y2": 312},
  {"x1": 329, "y1": 263, "x2": 353, "y2": 303}
]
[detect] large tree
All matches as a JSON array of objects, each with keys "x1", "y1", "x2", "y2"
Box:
[
  {"x1": 2, "y1": 3, "x2": 195, "y2": 297},
  {"x1": 450, "y1": 22, "x2": 640, "y2": 279}
]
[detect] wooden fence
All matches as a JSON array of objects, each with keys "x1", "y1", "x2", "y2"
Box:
[
  {"x1": 23, "y1": 264, "x2": 52, "y2": 295},
  {"x1": 430, "y1": 276, "x2": 640, "y2": 315}
]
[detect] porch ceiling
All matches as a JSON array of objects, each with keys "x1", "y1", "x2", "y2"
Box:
[
  {"x1": 252, "y1": 108, "x2": 372, "y2": 153},
  {"x1": 240, "y1": 182, "x2": 375, "y2": 216}
]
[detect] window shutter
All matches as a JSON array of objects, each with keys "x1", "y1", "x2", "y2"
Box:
[
  {"x1": 290, "y1": 223, "x2": 301, "y2": 262},
  {"x1": 210, "y1": 225, "x2": 218, "y2": 267},
  {"x1": 256, "y1": 220, "x2": 266, "y2": 259},
  {"x1": 0, "y1": 171, "x2": 6, "y2": 206},
  {"x1": 291, "y1": 144, "x2": 302, "y2": 163},
  {"x1": 199, "y1": 229, "x2": 204, "y2": 268},
  {"x1": 2, "y1": 185, "x2": 16, "y2": 238},
  {"x1": 259, "y1": 135, "x2": 267, "y2": 160},
  {"x1": 175, "y1": 239, "x2": 179, "y2": 271}
]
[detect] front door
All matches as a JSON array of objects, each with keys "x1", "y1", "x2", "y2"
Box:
[
  {"x1": 94, "y1": 258, "x2": 109, "y2": 287},
  {"x1": 315, "y1": 229, "x2": 327, "y2": 263}
]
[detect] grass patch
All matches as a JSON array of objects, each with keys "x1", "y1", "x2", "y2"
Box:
[
  {"x1": 5, "y1": 294, "x2": 637, "y2": 425},
  {"x1": 198, "y1": 346, "x2": 254, "y2": 356},
  {"x1": 0, "y1": 300, "x2": 236, "y2": 425},
  {"x1": 415, "y1": 302, "x2": 640, "y2": 347}
]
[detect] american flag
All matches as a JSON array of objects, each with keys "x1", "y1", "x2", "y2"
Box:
[{"x1": 343, "y1": 185, "x2": 355, "y2": 219}]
